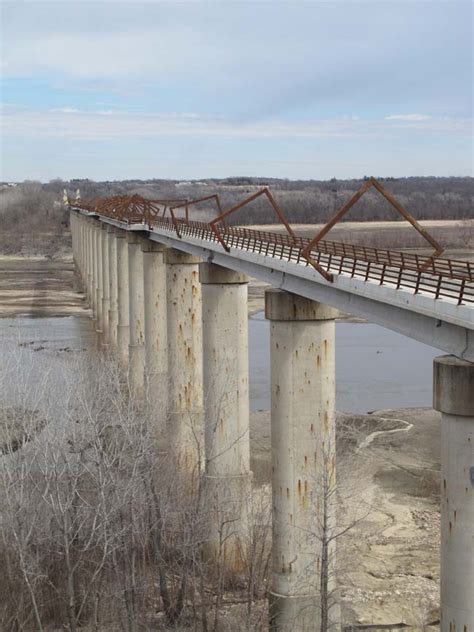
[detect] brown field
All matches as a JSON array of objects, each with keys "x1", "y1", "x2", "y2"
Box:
[{"x1": 247, "y1": 218, "x2": 474, "y2": 256}]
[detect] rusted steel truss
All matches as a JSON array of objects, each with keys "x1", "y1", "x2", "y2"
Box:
[
  {"x1": 168, "y1": 194, "x2": 224, "y2": 238},
  {"x1": 205, "y1": 187, "x2": 334, "y2": 282},
  {"x1": 69, "y1": 179, "x2": 473, "y2": 305},
  {"x1": 300, "y1": 177, "x2": 444, "y2": 280}
]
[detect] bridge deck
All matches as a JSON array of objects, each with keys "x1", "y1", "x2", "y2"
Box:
[{"x1": 70, "y1": 207, "x2": 474, "y2": 361}]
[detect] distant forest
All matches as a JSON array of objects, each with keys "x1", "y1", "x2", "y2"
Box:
[
  {"x1": 57, "y1": 175, "x2": 473, "y2": 224},
  {"x1": 1, "y1": 176, "x2": 473, "y2": 233}
]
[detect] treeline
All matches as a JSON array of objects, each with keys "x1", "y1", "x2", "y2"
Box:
[
  {"x1": 0, "y1": 182, "x2": 69, "y2": 254},
  {"x1": 50, "y1": 175, "x2": 473, "y2": 224}
]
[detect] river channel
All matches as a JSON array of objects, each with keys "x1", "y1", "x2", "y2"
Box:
[{"x1": 0, "y1": 312, "x2": 441, "y2": 416}]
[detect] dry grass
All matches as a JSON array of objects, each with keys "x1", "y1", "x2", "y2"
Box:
[{"x1": 247, "y1": 219, "x2": 474, "y2": 254}]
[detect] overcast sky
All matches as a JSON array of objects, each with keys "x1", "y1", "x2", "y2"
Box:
[{"x1": 1, "y1": 1, "x2": 472, "y2": 182}]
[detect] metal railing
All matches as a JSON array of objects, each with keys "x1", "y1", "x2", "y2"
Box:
[
  {"x1": 69, "y1": 196, "x2": 474, "y2": 306},
  {"x1": 148, "y1": 216, "x2": 473, "y2": 306}
]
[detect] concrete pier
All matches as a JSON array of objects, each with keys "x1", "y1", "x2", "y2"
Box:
[
  {"x1": 127, "y1": 233, "x2": 146, "y2": 398},
  {"x1": 88, "y1": 221, "x2": 94, "y2": 314},
  {"x1": 107, "y1": 226, "x2": 118, "y2": 351},
  {"x1": 91, "y1": 221, "x2": 99, "y2": 320},
  {"x1": 84, "y1": 221, "x2": 88, "y2": 286},
  {"x1": 94, "y1": 222, "x2": 103, "y2": 335},
  {"x1": 87, "y1": 219, "x2": 94, "y2": 312},
  {"x1": 79, "y1": 215, "x2": 84, "y2": 278},
  {"x1": 101, "y1": 225, "x2": 110, "y2": 344},
  {"x1": 71, "y1": 213, "x2": 78, "y2": 266},
  {"x1": 142, "y1": 241, "x2": 168, "y2": 446},
  {"x1": 433, "y1": 356, "x2": 474, "y2": 632},
  {"x1": 116, "y1": 229, "x2": 130, "y2": 372},
  {"x1": 200, "y1": 263, "x2": 252, "y2": 572},
  {"x1": 76, "y1": 214, "x2": 83, "y2": 278},
  {"x1": 71, "y1": 213, "x2": 79, "y2": 270},
  {"x1": 265, "y1": 289, "x2": 339, "y2": 632},
  {"x1": 166, "y1": 249, "x2": 203, "y2": 472}
]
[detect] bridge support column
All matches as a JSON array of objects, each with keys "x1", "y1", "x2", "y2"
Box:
[
  {"x1": 78, "y1": 215, "x2": 87, "y2": 278},
  {"x1": 71, "y1": 213, "x2": 77, "y2": 267},
  {"x1": 265, "y1": 289, "x2": 339, "y2": 632},
  {"x1": 200, "y1": 263, "x2": 252, "y2": 573},
  {"x1": 433, "y1": 356, "x2": 474, "y2": 632},
  {"x1": 72, "y1": 213, "x2": 79, "y2": 272},
  {"x1": 76, "y1": 215, "x2": 83, "y2": 279},
  {"x1": 142, "y1": 241, "x2": 168, "y2": 447},
  {"x1": 107, "y1": 226, "x2": 118, "y2": 352},
  {"x1": 101, "y1": 225, "x2": 110, "y2": 344},
  {"x1": 78, "y1": 214, "x2": 85, "y2": 280},
  {"x1": 116, "y1": 229, "x2": 130, "y2": 372},
  {"x1": 127, "y1": 233, "x2": 145, "y2": 399},
  {"x1": 166, "y1": 249, "x2": 203, "y2": 472},
  {"x1": 94, "y1": 221, "x2": 103, "y2": 334},
  {"x1": 86, "y1": 219, "x2": 94, "y2": 312}
]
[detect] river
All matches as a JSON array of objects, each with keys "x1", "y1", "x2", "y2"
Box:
[{"x1": 0, "y1": 312, "x2": 441, "y2": 416}]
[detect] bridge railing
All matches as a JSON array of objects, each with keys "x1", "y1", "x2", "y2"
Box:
[
  {"x1": 222, "y1": 225, "x2": 473, "y2": 282},
  {"x1": 149, "y1": 215, "x2": 474, "y2": 306},
  {"x1": 149, "y1": 218, "x2": 473, "y2": 282}
]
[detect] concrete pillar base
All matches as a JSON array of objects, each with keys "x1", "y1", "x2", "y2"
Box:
[
  {"x1": 269, "y1": 591, "x2": 320, "y2": 632},
  {"x1": 167, "y1": 410, "x2": 203, "y2": 472},
  {"x1": 145, "y1": 371, "x2": 168, "y2": 449},
  {"x1": 95, "y1": 287, "x2": 103, "y2": 335},
  {"x1": 101, "y1": 298, "x2": 110, "y2": 345},
  {"x1": 108, "y1": 308, "x2": 118, "y2": 350},
  {"x1": 203, "y1": 472, "x2": 252, "y2": 574},
  {"x1": 433, "y1": 355, "x2": 474, "y2": 632},
  {"x1": 117, "y1": 324, "x2": 130, "y2": 371},
  {"x1": 128, "y1": 343, "x2": 145, "y2": 400}
]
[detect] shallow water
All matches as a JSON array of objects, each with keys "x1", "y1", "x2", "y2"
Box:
[
  {"x1": 249, "y1": 311, "x2": 441, "y2": 413},
  {"x1": 0, "y1": 316, "x2": 96, "y2": 422},
  {"x1": 0, "y1": 313, "x2": 441, "y2": 417}
]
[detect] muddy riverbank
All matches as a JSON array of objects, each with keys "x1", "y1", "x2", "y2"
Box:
[
  {"x1": 250, "y1": 406, "x2": 441, "y2": 627},
  {"x1": 0, "y1": 255, "x2": 89, "y2": 318}
]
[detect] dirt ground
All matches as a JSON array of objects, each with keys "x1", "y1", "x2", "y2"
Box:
[
  {"x1": 250, "y1": 407, "x2": 442, "y2": 629},
  {"x1": 0, "y1": 228, "x2": 71, "y2": 257},
  {"x1": 0, "y1": 255, "x2": 89, "y2": 318}
]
